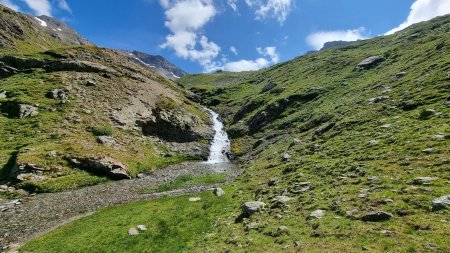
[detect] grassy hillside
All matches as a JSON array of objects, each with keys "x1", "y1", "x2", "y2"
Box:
[
  {"x1": 21, "y1": 15, "x2": 450, "y2": 253},
  {"x1": 0, "y1": 6, "x2": 213, "y2": 194}
]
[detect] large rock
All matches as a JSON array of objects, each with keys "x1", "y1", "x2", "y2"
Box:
[
  {"x1": 10, "y1": 163, "x2": 47, "y2": 181},
  {"x1": 69, "y1": 156, "x2": 131, "y2": 180},
  {"x1": 307, "y1": 209, "x2": 326, "y2": 220},
  {"x1": 97, "y1": 136, "x2": 115, "y2": 147},
  {"x1": 356, "y1": 56, "x2": 383, "y2": 69},
  {"x1": 241, "y1": 201, "x2": 266, "y2": 216},
  {"x1": 361, "y1": 211, "x2": 393, "y2": 222},
  {"x1": 213, "y1": 187, "x2": 225, "y2": 196},
  {"x1": 46, "y1": 88, "x2": 68, "y2": 102},
  {"x1": 432, "y1": 195, "x2": 450, "y2": 211},
  {"x1": 262, "y1": 82, "x2": 277, "y2": 92},
  {"x1": 18, "y1": 104, "x2": 38, "y2": 118},
  {"x1": 413, "y1": 177, "x2": 438, "y2": 185}
]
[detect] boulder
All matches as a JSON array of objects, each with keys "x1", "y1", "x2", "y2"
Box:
[
  {"x1": 313, "y1": 122, "x2": 335, "y2": 136},
  {"x1": 368, "y1": 96, "x2": 389, "y2": 104},
  {"x1": 271, "y1": 196, "x2": 294, "y2": 208},
  {"x1": 282, "y1": 154, "x2": 291, "y2": 162},
  {"x1": 97, "y1": 136, "x2": 115, "y2": 147},
  {"x1": 189, "y1": 197, "x2": 202, "y2": 202},
  {"x1": 361, "y1": 211, "x2": 393, "y2": 222},
  {"x1": 245, "y1": 222, "x2": 262, "y2": 231},
  {"x1": 413, "y1": 177, "x2": 438, "y2": 185},
  {"x1": 307, "y1": 209, "x2": 326, "y2": 220},
  {"x1": 10, "y1": 163, "x2": 47, "y2": 181},
  {"x1": 356, "y1": 56, "x2": 383, "y2": 69},
  {"x1": 262, "y1": 82, "x2": 277, "y2": 92},
  {"x1": 46, "y1": 88, "x2": 68, "y2": 102},
  {"x1": 422, "y1": 148, "x2": 434, "y2": 154},
  {"x1": 432, "y1": 195, "x2": 450, "y2": 211},
  {"x1": 241, "y1": 201, "x2": 266, "y2": 216},
  {"x1": 213, "y1": 187, "x2": 225, "y2": 196},
  {"x1": 137, "y1": 225, "x2": 147, "y2": 231},
  {"x1": 128, "y1": 228, "x2": 139, "y2": 236},
  {"x1": 275, "y1": 226, "x2": 289, "y2": 236},
  {"x1": 69, "y1": 156, "x2": 130, "y2": 180},
  {"x1": 0, "y1": 90, "x2": 6, "y2": 99},
  {"x1": 18, "y1": 104, "x2": 38, "y2": 118}
]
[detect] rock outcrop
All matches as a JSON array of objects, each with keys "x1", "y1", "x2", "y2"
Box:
[{"x1": 69, "y1": 157, "x2": 131, "y2": 180}]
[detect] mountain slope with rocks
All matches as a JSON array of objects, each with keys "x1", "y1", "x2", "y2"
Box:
[{"x1": 0, "y1": 4, "x2": 213, "y2": 195}]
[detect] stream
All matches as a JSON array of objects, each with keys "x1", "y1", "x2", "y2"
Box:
[{"x1": 0, "y1": 109, "x2": 237, "y2": 250}]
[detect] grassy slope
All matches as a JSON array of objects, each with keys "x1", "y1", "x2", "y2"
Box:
[
  {"x1": 22, "y1": 16, "x2": 450, "y2": 252},
  {"x1": 0, "y1": 6, "x2": 211, "y2": 194}
]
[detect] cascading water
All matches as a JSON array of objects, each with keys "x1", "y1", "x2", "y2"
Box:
[{"x1": 205, "y1": 109, "x2": 231, "y2": 164}]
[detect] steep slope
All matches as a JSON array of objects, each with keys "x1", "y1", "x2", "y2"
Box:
[
  {"x1": 127, "y1": 50, "x2": 188, "y2": 80},
  {"x1": 0, "y1": 6, "x2": 213, "y2": 194},
  {"x1": 179, "y1": 15, "x2": 450, "y2": 252}
]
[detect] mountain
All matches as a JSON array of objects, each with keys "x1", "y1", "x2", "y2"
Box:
[
  {"x1": 0, "y1": 4, "x2": 213, "y2": 193},
  {"x1": 31, "y1": 15, "x2": 92, "y2": 46},
  {"x1": 126, "y1": 50, "x2": 188, "y2": 80}
]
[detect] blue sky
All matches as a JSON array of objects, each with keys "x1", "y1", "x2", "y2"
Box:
[{"x1": 1, "y1": 0, "x2": 449, "y2": 73}]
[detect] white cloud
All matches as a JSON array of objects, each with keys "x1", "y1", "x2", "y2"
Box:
[
  {"x1": 21, "y1": 0, "x2": 52, "y2": 16},
  {"x1": 306, "y1": 27, "x2": 368, "y2": 50},
  {"x1": 57, "y1": 0, "x2": 71, "y2": 13},
  {"x1": 227, "y1": 0, "x2": 238, "y2": 11},
  {"x1": 0, "y1": 0, "x2": 20, "y2": 11},
  {"x1": 208, "y1": 46, "x2": 279, "y2": 72},
  {"x1": 257, "y1": 46, "x2": 279, "y2": 62},
  {"x1": 222, "y1": 58, "x2": 269, "y2": 71},
  {"x1": 245, "y1": 0, "x2": 293, "y2": 24},
  {"x1": 230, "y1": 46, "x2": 238, "y2": 55},
  {"x1": 160, "y1": 0, "x2": 220, "y2": 67},
  {"x1": 386, "y1": 0, "x2": 450, "y2": 35}
]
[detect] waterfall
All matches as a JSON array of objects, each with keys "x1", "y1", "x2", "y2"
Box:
[{"x1": 205, "y1": 109, "x2": 231, "y2": 164}]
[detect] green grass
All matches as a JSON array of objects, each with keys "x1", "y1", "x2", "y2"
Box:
[
  {"x1": 143, "y1": 173, "x2": 227, "y2": 193},
  {"x1": 21, "y1": 191, "x2": 232, "y2": 253}
]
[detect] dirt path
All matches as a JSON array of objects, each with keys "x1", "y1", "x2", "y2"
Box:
[{"x1": 0, "y1": 162, "x2": 239, "y2": 251}]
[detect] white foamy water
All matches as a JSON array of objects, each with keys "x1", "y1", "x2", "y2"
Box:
[{"x1": 205, "y1": 109, "x2": 230, "y2": 164}]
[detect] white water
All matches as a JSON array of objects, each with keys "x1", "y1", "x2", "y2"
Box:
[{"x1": 205, "y1": 109, "x2": 231, "y2": 164}]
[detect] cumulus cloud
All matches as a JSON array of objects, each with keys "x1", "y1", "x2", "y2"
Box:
[
  {"x1": 245, "y1": 0, "x2": 292, "y2": 24},
  {"x1": 386, "y1": 0, "x2": 450, "y2": 35},
  {"x1": 21, "y1": 0, "x2": 52, "y2": 16},
  {"x1": 160, "y1": 0, "x2": 221, "y2": 67},
  {"x1": 306, "y1": 27, "x2": 368, "y2": 50},
  {"x1": 210, "y1": 46, "x2": 279, "y2": 72},
  {"x1": 0, "y1": 0, "x2": 20, "y2": 11}
]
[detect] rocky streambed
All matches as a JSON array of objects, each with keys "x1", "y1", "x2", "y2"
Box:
[{"x1": 0, "y1": 109, "x2": 238, "y2": 251}]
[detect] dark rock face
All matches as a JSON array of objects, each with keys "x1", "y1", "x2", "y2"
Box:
[
  {"x1": 141, "y1": 108, "x2": 210, "y2": 143},
  {"x1": 356, "y1": 56, "x2": 383, "y2": 69},
  {"x1": 262, "y1": 82, "x2": 277, "y2": 93},
  {"x1": 361, "y1": 211, "x2": 393, "y2": 222},
  {"x1": 127, "y1": 51, "x2": 188, "y2": 80},
  {"x1": 69, "y1": 157, "x2": 131, "y2": 180},
  {"x1": 320, "y1": 40, "x2": 355, "y2": 51}
]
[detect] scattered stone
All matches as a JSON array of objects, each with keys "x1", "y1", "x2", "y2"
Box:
[
  {"x1": 275, "y1": 226, "x2": 289, "y2": 236},
  {"x1": 431, "y1": 133, "x2": 445, "y2": 140},
  {"x1": 189, "y1": 197, "x2": 202, "y2": 202},
  {"x1": 86, "y1": 80, "x2": 97, "y2": 86},
  {"x1": 367, "y1": 176, "x2": 379, "y2": 181},
  {"x1": 282, "y1": 154, "x2": 291, "y2": 162},
  {"x1": 361, "y1": 211, "x2": 393, "y2": 222},
  {"x1": 396, "y1": 71, "x2": 407, "y2": 78},
  {"x1": 46, "y1": 88, "x2": 68, "y2": 102},
  {"x1": 97, "y1": 136, "x2": 115, "y2": 147},
  {"x1": 272, "y1": 196, "x2": 294, "y2": 208},
  {"x1": 293, "y1": 138, "x2": 301, "y2": 145},
  {"x1": 358, "y1": 194, "x2": 368, "y2": 198},
  {"x1": 307, "y1": 209, "x2": 326, "y2": 220},
  {"x1": 137, "y1": 225, "x2": 147, "y2": 231},
  {"x1": 241, "y1": 201, "x2": 266, "y2": 216},
  {"x1": 268, "y1": 179, "x2": 277, "y2": 186},
  {"x1": 368, "y1": 96, "x2": 389, "y2": 104},
  {"x1": 128, "y1": 228, "x2": 139, "y2": 236},
  {"x1": 368, "y1": 140, "x2": 379, "y2": 145},
  {"x1": 422, "y1": 148, "x2": 434, "y2": 154},
  {"x1": 245, "y1": 222, "x2": 261, "y2": 231},
  {"x1": 213, "y1": 187, "x2": 225, "y2": 196},
  {"x1": 345, "y1": 209, "x2": 359, "y2": 219},
  {"x1": 18, "y1": 104, "x2": 38, "y2": 118},
  {"x1": 313, "y1": 122, "x2": 336, "y2": 136},
  {"x1": 0, "y1": 90, "x2": 6, "y2": 98},
  {"x1": 413, "y1": 177, "x2": 438, "y2": 185},
  {"x1": 262, "y1": 82, "x2": 277, "y2": 92},
  {"x1": 380, "y1": 124, "x2": 391, "y2": 128},
  {"x1": 294, "y1": 241, "x2": 302, "y2": 249},
  {"x1": 356, "y1": 56, "x2": 383, "y2": 69},
  {"x1": 432, "y1": 195, "x2": 450, "y2": 211}
]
